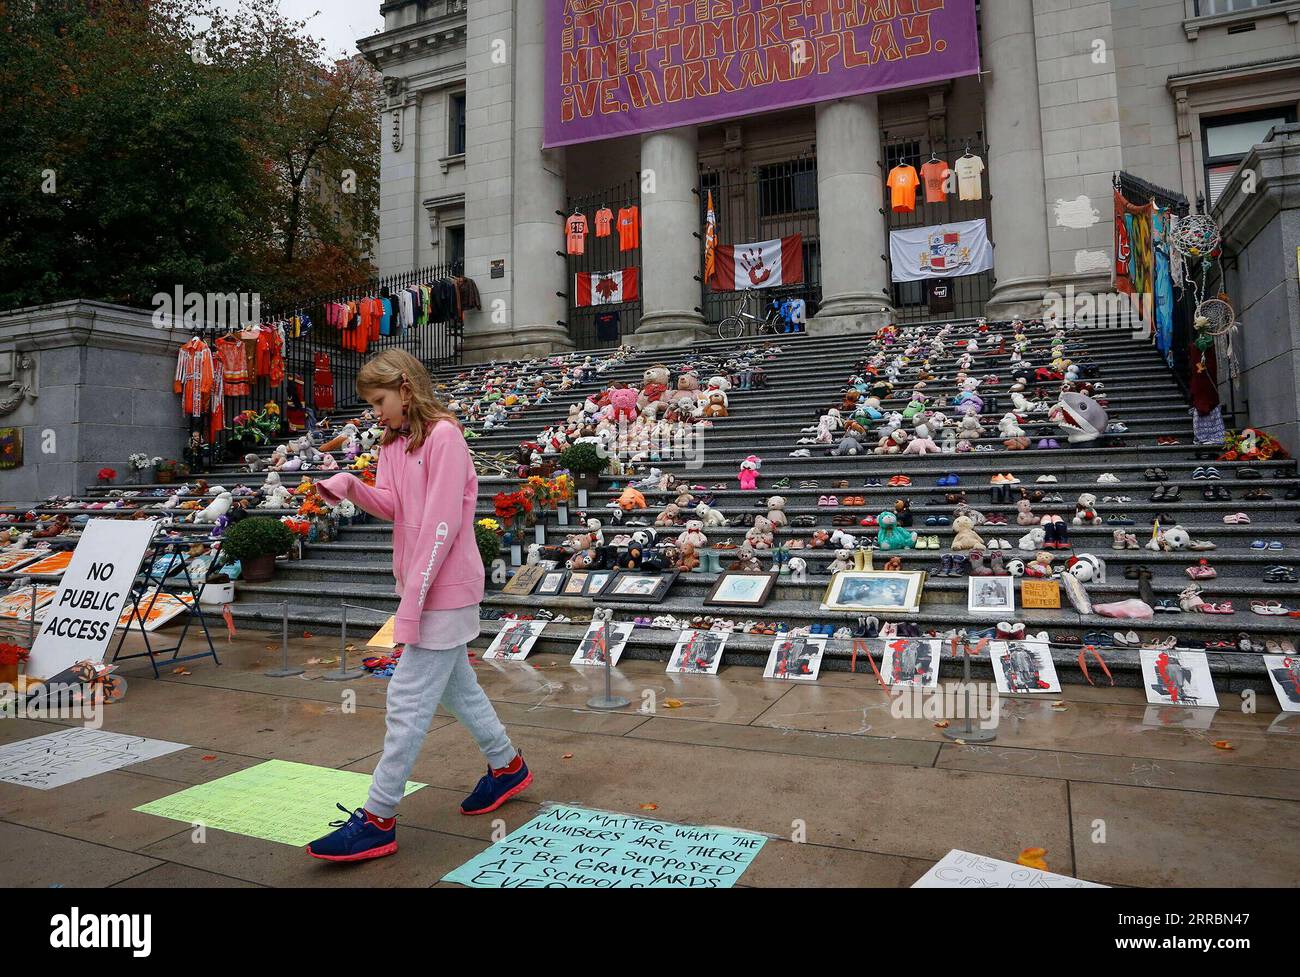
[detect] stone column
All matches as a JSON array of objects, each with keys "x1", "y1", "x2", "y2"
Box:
[
  {"x1": 983, "y1": 0, "x2": 1052, "y2": 319},
  {"x1": 636, "y1": 126, "x2": 706, "y2": 347},
  {"x1": 506, "y1": 0, "x2": 572, "y2": 354},
  {"x1": 811, "y1": 95, "x2": 894, "y2": 336}
]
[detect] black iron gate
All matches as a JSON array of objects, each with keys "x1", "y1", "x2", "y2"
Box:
[
  {"x1": 882, "y1": 132, "x2": 992, "y2": 323},
  {"x1": 697, "y1": 153, "x2": 823, "y2": 327},
  {"x1": 563, "y1": 174, "x2": 643, "y2": 350}
]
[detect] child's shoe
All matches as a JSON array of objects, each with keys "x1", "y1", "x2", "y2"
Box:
[
  {"x1": 306, "y1": 804, "x2": 397, "y2": 861},
  {"x1": 461, "y1": 754, "x2": 532, "y2": 815}
]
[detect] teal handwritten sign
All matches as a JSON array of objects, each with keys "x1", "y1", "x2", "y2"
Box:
[{"x1": 443, "y1": 804, "x2": 767, "y2": 888}]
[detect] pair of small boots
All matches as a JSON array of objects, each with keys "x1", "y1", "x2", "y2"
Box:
[
  {"x1": 850, "y1": 548, "x2": 874, "y2": 571},
  {"x1": 967, "y1": 550, "x2": 1008, "y2": 576},
  {"x1": 1041, "y1": 518, "x2": 1071, "y2": 549},
  {"x1": 937, "y1": 553, "x2": 970, "y2": 576},
  {"x1": 696, "y1": 549, "x2": 725, "y2": 573}
]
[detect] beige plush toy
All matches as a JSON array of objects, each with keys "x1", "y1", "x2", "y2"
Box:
[
  {"x1": 765, "y1": 495, "x2": 788, "y2": 528},
  {"x1": 950, "y1": 515, "x2": 986, "y2": 551}
]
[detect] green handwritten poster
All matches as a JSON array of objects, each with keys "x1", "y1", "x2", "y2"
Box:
[
  {"x1": 443, "y1": 804, "x2": 768, "y2": 888},
  {"x1": 135, "y1": 759, "x2": 423, "y2": 846}
]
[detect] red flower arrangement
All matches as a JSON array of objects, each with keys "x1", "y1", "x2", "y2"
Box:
[
  {"x1": 493, "y1": 489, "x2": 534, "y2": 525},
  {"x1": 97, "y1": 468, "x2": 117, "y2": 483},
  {"x1": 1220, "y1": 428, "x2": 1289, "y2": 464},
  {"x1": 281, "y1": 518, "x2": 312, "y2": 538},
  {"x1": 0, "y1": 642, "x2": 29, "y2": 667}
]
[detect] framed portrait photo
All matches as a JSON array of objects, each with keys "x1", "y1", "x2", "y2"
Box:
[
  {"x1": 582, "y1": 569, "x2": 615, "y2": 597},
  {"x1": 562, "y1": 571, "x2": 590, "y2": 596},
  {"x1": 967, "y1": 575, "x2": 1015, "y2": 615},
  {"x1": 705, "y1": 571, "x2": 777, "y2": 607},
  {"x1": 822, "y1": 571, "x2": 925, "y2": 614},
  {"x1": 534, "y1": 569, "x2": 569, "y2": 597},
  {"x1": 599, "y1": 570, "x2": 678, "y2": 604}
]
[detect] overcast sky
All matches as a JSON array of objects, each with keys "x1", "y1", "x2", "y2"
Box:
[{"x1": 208, "y1": 0, "x2": 386, "y2": 58}]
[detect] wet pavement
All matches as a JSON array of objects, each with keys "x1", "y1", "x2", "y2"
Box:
[{"x1": 2, "y1": 632, "x2": 1297, "y2": 887}]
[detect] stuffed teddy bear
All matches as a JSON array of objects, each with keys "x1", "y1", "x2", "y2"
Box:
[
  {"x1": 1026, "y1": 551, "x2": 1054, "y2": 578},
  {"x1": 829, "y1": 528, "x2": 857, "y2": 550},
  {"x1": 676, "y1": 519, "x2": 707, "y2": 549},
  {"x1": 1067, "y1": 553, "x2": 1106, "y2": 583},
  {"x1": 637, "y1": 365, "x2": 671, "y2": 411},
  {"x1": 998, "y1": 413, "x2": 1024, "y2": 438},
  {"x1": 876, "y1": 511, "x2": 916, "y2": 550},
  {"x1": 702, "y1": 391, "x2": 728, "y2": 418},
  {"x1": 694, "y1": 502, "x2": 727, "y2": 527},
  {"x1": 874, "y1": 428, "x2": 909, "y2": 454},
  {"x1": 831, "y1": 433, "x2": 864, "y2": 456},
  {"x1": 655, "y1": 503, "x2": 683, "y2": 527},
  {"x1": 608, "y1": 384, "x2": 639, "y2": 422},
  {"x1": 957, "y1": 414, "x2": 984, "y2": 441},
  {"x1": 765, "y1": 496, "x2": 788, "y2": 528},
  {"x1": 827, "y1": 549, "x2": 855, "y2": 573},
  {"x1": 745, "y1": 515, "x2": 774, "y2": 550},
  {"x1": 737, "y1": 455, "x2": 761, "y2": 490},
  {"x1": 1018, "y1": 527, "x2": 1046, "y2": 551},
  {"x1": 950, "y1": 515, "x2": 985, "y2": 551},
  {"x1": 1016, "y1": 499, "x2": 1037, "y2": 526},
  {"x1": 809, "y1": 529, "x2": 832, "y2": 548},
  {"x1": 1073, "y1": 493, "x2": 1102, "y2": 526}
]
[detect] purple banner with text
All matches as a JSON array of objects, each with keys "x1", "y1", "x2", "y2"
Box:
[{"x1": 544, "y1": 0, "x2": 981, "y2": 149}]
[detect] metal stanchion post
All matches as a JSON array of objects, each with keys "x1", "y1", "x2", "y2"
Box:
[
  {"x1": 265, "y1": 601, "x2": 304, "y2": 677},
  {"x1": 28, "y1": 581, "x2": 37, "y2": 651},
  {"x1": 324, "y1": 602, "x2": 366, "y2": 681},
  {"x1": 940, "y1": 638, "x2": 996, "y2": 743},
  {"x1": 586, "y1": 624, "x2": 629, "y2": 710}
]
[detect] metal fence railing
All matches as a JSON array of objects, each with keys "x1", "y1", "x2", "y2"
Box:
[{"x1": 561, "y1": 174, "x2": 643, "y2": 351}]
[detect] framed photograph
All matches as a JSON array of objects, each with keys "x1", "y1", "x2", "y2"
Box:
[
  {"x1": 967, "y1": 576, "x2": 1014, "y2": 615},
  {"x1": 822, "y1": 571, "x2": 925, "y2": 614},
  {"x1": 502, "y1": 564, "x2": 546, "y2": 596},
  {"x1": 872, "y1": 636, "x2": 941, "y2": 688},
  {"x1": 483, "y1": 620, "x2": 547, "y2": 661},
  {"x1": 562, "y1": 571, "x2": 590, "y2": 596},
  {"x1": 600, "y1": 570, "x2": 678, "y2": 604},
  {"x1": 534, "y1": 570, "x2": 569, "y2": 597},
  {"x1": 582, "y1": 570, "x2": 615, "y2": 597},
  {"x1": 705, "y1": 571, "x2": 777, "y2": 607},
  {"x1": 667, "y1": 629, "x2": 728, "y2": 674},
  {"x1": 571, "y1": 621, "x2": 635, "y2": 667},
  {"x1": 763, "y1": 633, "x2": 826, "y2": 682},
  {"x1": 990, "y1": 639, "x2": 1061, "y2": 694}
]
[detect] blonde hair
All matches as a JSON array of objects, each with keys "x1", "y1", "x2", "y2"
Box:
[{"x1": 356, "y1": 348, "x2": 458, "y2": 451}]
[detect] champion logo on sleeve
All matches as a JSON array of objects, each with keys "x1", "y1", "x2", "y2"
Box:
[{"x1": 417, "y1": 522, "x2": 450, "y2": 606}]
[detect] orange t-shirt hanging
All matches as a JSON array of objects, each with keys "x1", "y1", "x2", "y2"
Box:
[
  {"x1": 594, "y1": 207, "x2": 613, "y2": 237},
  {"x1": 920, "y1": 159, "x2": 950, "y2": 204},
  {"x1": 617, "y1": 205, "x2": 639, "y2": 251},
  {"x1": 887, "y1": 165, "x2": 920, "y2": 213},
  {"x1": 565, "y1": 213, "x2": 588, "y2": 255}
]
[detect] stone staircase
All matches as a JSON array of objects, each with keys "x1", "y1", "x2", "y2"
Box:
[{"x1": 11, "y1": 320, "x2": 1300, "y2": 690}]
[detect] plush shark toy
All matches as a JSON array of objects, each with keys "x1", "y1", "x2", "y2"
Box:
[{"x1": 1049, "y1": 391, "x2": 1109, "y2": 444}]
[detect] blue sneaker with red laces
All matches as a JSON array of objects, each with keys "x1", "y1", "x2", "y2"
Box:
[
  {"x1": 461, "y1": 755, "x2": 532, "y2": 815},
  {"x1": 306, "y1": 803, "x2": 397, "y2": 862}
]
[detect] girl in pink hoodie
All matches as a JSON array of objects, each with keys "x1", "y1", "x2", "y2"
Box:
[{"x1": 307, "y1": 349, "x2": 530, "y2": 863}]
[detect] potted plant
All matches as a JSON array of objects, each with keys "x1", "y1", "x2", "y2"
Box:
[
  {"x1": 221, "y1": 517, "x2": 294, "y2": 582},
  {"x1": 475, "y1": 518, "x2": 502, "y2": 574},
  {"x1": 559, "y1": 442, "x2": 607, "y2": 491},
  {"x1": 0, "y1": 642, "x2": 28, "y2": 686},
  {"x1": 156, "y1": 459, "x2": 188, "y2": 484},
  {"x1": 127, "y1": 453, "x2": 162, "y2": 484}
]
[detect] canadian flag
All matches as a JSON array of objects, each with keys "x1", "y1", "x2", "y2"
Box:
[
  {"x1": 708, "y1": 234, "x2": 803, "y2": 291},
  {"x1": 576, "y1": 268, "x2": 638, "y2": 307}
]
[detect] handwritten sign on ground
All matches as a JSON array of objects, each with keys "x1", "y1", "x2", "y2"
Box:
[
  {"x1": 443, "y1": 804, "x2": 767, "y2": 888},
  {"x1": 134, "y1": 758, "x2": 423, "y2": 846},
  {"x1": 0, "y1": 728, "x2": 186, "y2": 790},
  {"x1": 911, "y1": 849, "x2": 1107, "y2": 888}
]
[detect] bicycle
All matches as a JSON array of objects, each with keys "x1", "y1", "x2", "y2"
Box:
[{"x1": 716, "y1": 289, "x2": 782, "y2": 340}]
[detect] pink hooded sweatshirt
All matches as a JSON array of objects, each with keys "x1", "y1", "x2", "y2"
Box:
[{"x1": 316, "y1": 419, "x2": 484, "y2": 646}]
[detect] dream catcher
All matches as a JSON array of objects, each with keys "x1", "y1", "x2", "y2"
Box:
[{"x1": 1171, "y1": 213, "x2": 1238, "y2": 375}]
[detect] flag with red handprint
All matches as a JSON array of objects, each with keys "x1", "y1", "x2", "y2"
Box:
[
  {"x1": 708, "y1": 234, "x2": 803, "y2": 291},
  {"x1": 575, "y1": 268, "x2": 638, "y2": 307}
]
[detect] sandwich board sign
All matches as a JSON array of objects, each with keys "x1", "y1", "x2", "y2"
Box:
[{"x1": 26, "y1": 519, "x2": 158, "y2": 681}]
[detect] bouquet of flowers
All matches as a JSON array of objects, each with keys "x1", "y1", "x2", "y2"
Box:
[
  {"x1": 493, "y1": 489, "x2": 534, "y2": 541},
  {"x1": 96, "y1": 467, "x2": 117, "y2": 483},
  {"x1": 233, "y1": 409, "x2": 281, "y2": 446},
  {"x1": 280, "y1": 517, "x2": 311, "y2": 539},
  {"x1": 127, "y1": 453, "x2": 162, "y2": 472},
  {"x1": 1220, "y1": 428, "x2": 1289, "y2": 463},
  {"x1": 475, "y1": 518, "x2": 503, "y2": 569}
]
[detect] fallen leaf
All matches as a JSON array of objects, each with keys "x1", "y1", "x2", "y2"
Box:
[
  {"x1": 1050, "y1": 702, "x2": 1069, "y2": 711},
  {"x1": 639, "y1": 803, "x2": 658, "y2": 811},
  {"x1": 172, "y1": 668, "x2": 191, "y2": 676},
  {"x1": 953, "y1": 738, "x2": 966, "y2": 745},
  {"x1": 562, "y1": 753, "x2": 574, "y2": 760},
  {"x1": 1214, "y1": 740, "x2": 1234, "y2": 751},
  {"x1": 663, "y1": 698, "x2": 683, "y2": 709},
  {"x1": 201, "y1": 755, "x2": 217, "y2": 761},
  {"x1": 303, "y1": 631, "x2": 313, "y2": 639},
  {"x1": 1017, "y1": 847, "x2": 1049, "y2": 870},
  {"x1": 933, "y1": 720, "x2": 949, "y2": 728}
]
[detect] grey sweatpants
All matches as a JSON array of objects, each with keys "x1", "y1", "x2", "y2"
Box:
[{"x1": 366, "y1": 642, "x2": 517, "y2": 819}]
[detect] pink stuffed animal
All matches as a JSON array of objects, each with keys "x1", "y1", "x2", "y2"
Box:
[
  {"x1": 609, "y1": 385, "x2": 639, "y2": 422},
  {"x1": 902, "y1": 436, "x2": 940, "y2": 455},
  {"x1": 737, "y1": 455, "x2": 761, "y2": 491}
]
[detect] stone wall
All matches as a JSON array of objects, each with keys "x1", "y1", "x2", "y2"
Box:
[{"x1": 0, "y1": 302, "x2": 189, "y2": 503}]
